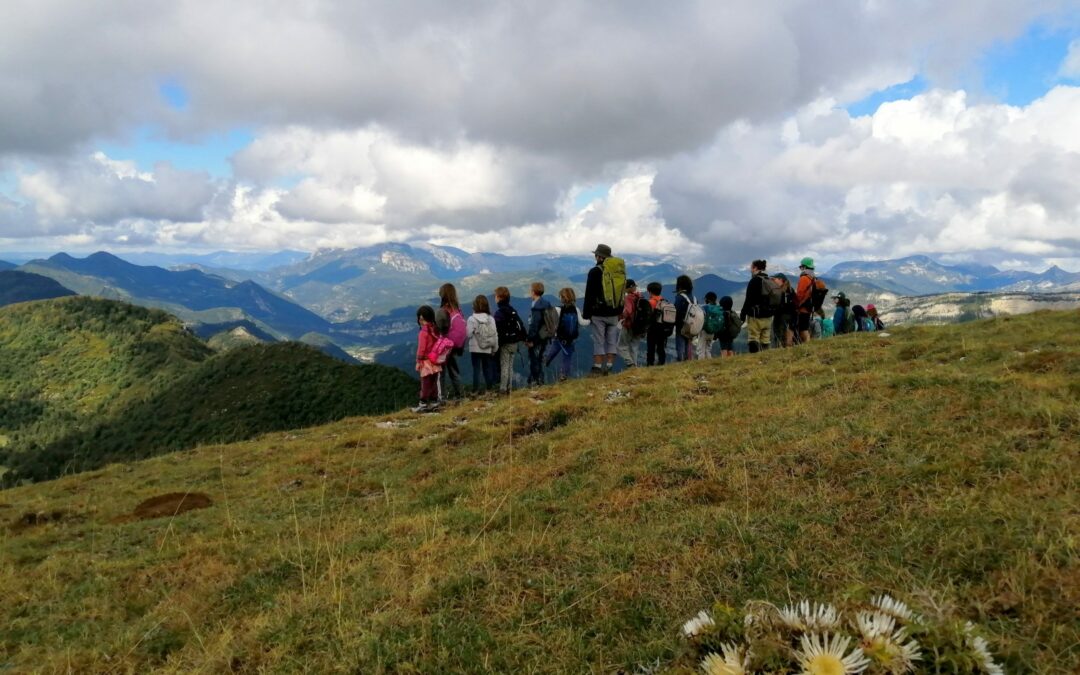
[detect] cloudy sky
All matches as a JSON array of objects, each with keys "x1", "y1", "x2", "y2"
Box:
[{"x1": 1, "y1": 0, "x2": 1079, "y2": 270}]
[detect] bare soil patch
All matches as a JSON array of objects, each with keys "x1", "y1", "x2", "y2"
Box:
[
  {"x1": 9, "y1": 509, "x2": 66, "y2": 533},
  {"x1": 132, "y1": 492, "x2": 213, "y2": 520}
]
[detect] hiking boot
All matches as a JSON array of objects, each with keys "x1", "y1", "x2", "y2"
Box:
[{"x1": 411, "y1": 403, "x2": 429, "y2": 413}]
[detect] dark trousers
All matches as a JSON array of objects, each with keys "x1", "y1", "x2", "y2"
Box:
[
  {"x1": 470, "y1": 352, "x2": 498, "y2": 392},
  {"x1": 527, "y1": 339, "x2": 549, "y2": 384},
  {"x1": 440, "y1": 349, "x2": 464, "y2": 399},
  {"x1": 420, "y1": 374, "x2": 439, "y2": 402},
  {"x1": 646, "y1": 330, "x2": 668, "y2": 366}
]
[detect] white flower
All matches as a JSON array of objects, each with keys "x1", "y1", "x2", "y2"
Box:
[
  {"x1": 682, "y1": 610, "x2": 715, "y2": 638},
  {"x1": 871, "y1": 595, "x2": 916, "y2": 623},
  {"x1": 969, "y1": 634, "x2": 1004, "y2": 675},
  {"x1": 854, "y1": 611, "x2": 897, "y2": 639},
  {"x1": 780, "y1": 600, "x2": 841, "y2": 632},
  {"x1": 796, "y1": 633, "x2": 871, "y2": 675},
  {"x1": 700, "y1": 643, "x2": 750, "y2": 675}
]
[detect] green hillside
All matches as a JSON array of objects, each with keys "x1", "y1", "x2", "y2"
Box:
[
  {"x1": 0, "y1": 297, "x2": 211, "y2": 459},
  {"x1": 1, "y1": 312, "x2": 1077, "y2": 672}
]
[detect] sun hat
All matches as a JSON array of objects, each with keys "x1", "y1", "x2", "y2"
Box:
[
  {"x1": 592, "y1": 244, "x2": 612, "y2": 257},
  {"x1": 799, "y1": 257, "x2": 815, "y2": 270}
]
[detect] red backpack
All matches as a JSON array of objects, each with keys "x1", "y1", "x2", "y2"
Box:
[{"x1": 447, "y1": 309, "x2": 467, "y2": 349}]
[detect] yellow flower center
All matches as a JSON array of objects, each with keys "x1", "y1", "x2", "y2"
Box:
[{"x1": 806, "y1": 653, "x2": 845, "y2": 675}]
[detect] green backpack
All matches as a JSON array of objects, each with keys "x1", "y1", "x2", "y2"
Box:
[
  {"x1": 600, "y1": 257, "x2": 626, "y2": 310},
  {"x1": 702, "y1": 305, "x2": 724, "y2": 334}
]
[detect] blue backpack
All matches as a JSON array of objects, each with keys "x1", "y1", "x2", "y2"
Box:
[{"x1": 557, "y1": 307, "x2": 579, "y2": 342}]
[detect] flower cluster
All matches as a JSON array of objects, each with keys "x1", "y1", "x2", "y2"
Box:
[{"x1": 680, "y1": 594, "x2": 1006, "y2": 674}]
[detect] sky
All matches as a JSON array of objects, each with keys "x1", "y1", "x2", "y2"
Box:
[{"x1": 1, "y1": 1, "x2": 1079, "y2": 271}]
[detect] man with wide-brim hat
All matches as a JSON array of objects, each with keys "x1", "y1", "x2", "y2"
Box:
[{"x1": 582, "y1": 243, "x2": 623, "y2": 375}]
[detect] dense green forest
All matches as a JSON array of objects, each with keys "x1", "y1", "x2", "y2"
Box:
[{"x1": 0, "y1": 298, "x2": 418, "y2": 485}]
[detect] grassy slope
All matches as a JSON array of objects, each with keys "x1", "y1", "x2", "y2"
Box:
[{"x1": 1, "y1": 312, "x2": 1077, "y2": 672}]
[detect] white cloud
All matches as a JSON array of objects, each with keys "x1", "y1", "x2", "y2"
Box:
[{"x1": 1060, "y1": 38, "x2": 1080, "y2": 78}]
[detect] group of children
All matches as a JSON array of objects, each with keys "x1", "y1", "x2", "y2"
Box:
[{"x1": 412, "y1": 277, "x2": 747, "y2": 411}]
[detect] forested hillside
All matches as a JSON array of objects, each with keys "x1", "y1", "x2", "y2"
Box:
[{"x1": 0, "y1": 297, "x2": 212, "y2": 463}]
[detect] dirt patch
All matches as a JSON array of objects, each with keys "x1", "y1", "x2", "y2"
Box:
[
  {"x1": 0, "y1": 502, "x2": 11, "y2": 509},
  {"x1": 511, "y1": 405, "x2": 584, "y2": 436},
  {"x1": 132, "y1": 492, "x2": 213, "y2": 521},
  {"x1": 9, "y1": 509, "x2": 66, "y2": 533}
]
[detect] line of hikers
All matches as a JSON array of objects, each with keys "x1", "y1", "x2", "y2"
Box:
[{"x1": 412, "y1": 244, "x2": 884, "y2": 411}]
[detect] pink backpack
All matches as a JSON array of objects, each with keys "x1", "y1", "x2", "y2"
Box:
[
  {"x1": 427, "y1": 335, "x2": 455, "y2": 365},
  {"x1": 447, "y1": 309, "x2": 467, "y2": 349}
]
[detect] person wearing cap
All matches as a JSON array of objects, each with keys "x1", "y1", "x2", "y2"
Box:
[
  {"x1": 867, "y1": 303, "x2": 885, "y2": 330},
  {"x1": 739, "y1": 259, "x2": 775, "y2": 353},
  {"x1": 794, "y1": 256, "x2": 817, "y2": 344},
  {"x1": 833, "y1": 291, "x2": 853, "y2": 334},
  {"x1": 617, "y1": 278, "x2": 642, "y2": 367},
  {"x1": 582, "y1": 243, "x2": 622, "y2": 375},
  {"x1": 770, "y1": 272, "x2": 796, "y2": 347}
]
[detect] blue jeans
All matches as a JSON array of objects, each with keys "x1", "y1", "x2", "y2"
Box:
[
  {"x1": 527, "y1": 339, "x2": 549, "y2": 384},
  {"x1": 675, "y1": 334, "x2": 693, "y2": 362},
  {"x1": 470, "y1": 352, "x2": 497, "y2": 393},
  {"x1": 545, "y1": 340, "x2": 574, "y2": 379}
]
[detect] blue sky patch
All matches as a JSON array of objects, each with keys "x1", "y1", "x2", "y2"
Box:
[
  {"x1": 98, "y1": 126, "x2": 254, "y2": 178},
  {"x1": 573, "y1": 184, "x2": 610, "y2": 210},
  {"x1": 158, "y1": 79, "x2": 190, "y2": 111},
  {"x1": 846, "y1": 76, "x2": 928, "y2": 117},
  {"x1": 979, "y1": 23, "x2": 1079, "y2": 105}
]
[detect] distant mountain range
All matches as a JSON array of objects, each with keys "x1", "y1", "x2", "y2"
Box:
[
  {"x1": 826, "y1": 255, "x2": 1080, "y2": 295},
  {"x1": 17, "y1": 252, "x2": 333, "y2": 340},
  {"x1": 0, "y1": 260, "x2": 16, "y2": 271}
]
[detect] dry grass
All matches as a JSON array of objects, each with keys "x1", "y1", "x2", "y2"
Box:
[{"x1": 1, "y1": 311, "x2": 1078, "y2": 672}]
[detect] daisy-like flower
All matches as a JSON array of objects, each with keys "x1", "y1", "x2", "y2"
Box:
[
  {"x1": 871, "y1": 595, "x2": 916, "y2": 623},
  {"x1": 969, "y1": 634, "x2": 1004, "y2": 675},
  {"x1": 796, "y1": 633, "x2": 871, "y2": 675},
  {"x1": 854, "y1": 614, "x2": 922, "y2": 674},
  {"x1": 854, "y1": 611, "x2": 897, "y2": 640},
  {"x1": 682, "y1": 610, "x2": 715, "y2": 638},
  {"x1": 781, "y1": 600, "x2": 842, "y2": 632},
  {"x1": 700, "y1": 643, "x2": 750, "y2": 675}
]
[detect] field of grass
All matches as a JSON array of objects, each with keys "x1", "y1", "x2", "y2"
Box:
[{"x1": 1, "y1": 311, "x2": 1077, "y2": 672}]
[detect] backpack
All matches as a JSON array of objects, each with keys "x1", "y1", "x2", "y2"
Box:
[
  {"x1": 655, "y1": 299, "x2": 677, "y2": 336},
  {"x1": 861, "y1": 317, "x2": 875, "y2": 332},
  {"x1": 680, "y1": 294, "x2": 705, "y2": 338},
  {"x1": 702, "y1": 305, "x2": 724, "y2": 335},
  {"x1": 557, "y1": 307, "x2": 579, "y2": 342},
  {"x1": 474, "y1": 316, "x2": 498, "y2": 352},
  {"x1": 843, "y1": 308, "x2": 856, "y2": 334},
  {"x1": 810, "y1": 278, "x2": 829, "y2": 312},
  {"x1": 631, "y1": 295, "x2": 653, "y2": 336},
  {"x1": 427, "y1": 335, "x2": 455, "y2": 365},
  {"x1": 496, "y1": 305, "x2": 526, "y2": 345},
  {"x1": 539, "y1": 305, "x2": 560, "y2": 340},
  {"x1": 447, "y1": 309, "x2": 467, "y2": 349},
  {"x1": 821, "y1": 318, "x2": 835, "y2": 337},
  {"x1": 719, "y1": 309, "x2": 742, "y2": 341},
  {"x1": 600, "y1": 257, "x2": 626, "y2": 310},
  {"x1": 760, "y1": 274, "x2": 783, "y2": 310}
]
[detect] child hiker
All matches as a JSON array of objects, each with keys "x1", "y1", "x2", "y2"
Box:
[
  {"x1": 545, "y1": 287, "x2": 580, "y2": 381},
  {"x1": 414, "y1": 305, "x2": 442, "y2": 412},
  {"x1": 697, "y1": 291, "x2": 722, "y2": 359}
]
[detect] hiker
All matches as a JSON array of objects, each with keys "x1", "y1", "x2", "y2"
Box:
[
  {"x1": 525, "y1": 281, "x2": 554, "y2": 386},
  {"x1": 544, "y1": 287, "x2": 580, "y2": 381},
  {"x1": 794, "y1": 257, "x2": 820, "y2": 345},
  {"x1": 674, "y1": 275, "x2": 697, "y2": 362},
  {"x1": 698, "y1": 292, "x2": 723, "y2": 359},
  {"x1": 582, "y1": 243, "x2": 625, "y2": 376},
  {"x1": 852, "y1": 304, "x2": 873, "y2": 332},
  {"x1": 740, "y1": 259, "x2": 777, "y2": 353},
  {"x1": 833, "y1": 292, "x2": 854, "y2": 334},
  {"x1": 466, "y1": 294, "x2": 499, "y2": 395},
  {"x1": 493, "y1": 286, "x2": 526, "y2": 394},
  {"x1": 435, "y1": 283, "x2": 466, "y2": 401},
  {"x1": 617, "y1": 279, "x2": 645, "y2": 368},
  {"x1": 414, "y1": 305, "x2": 442, "y2": 412},
  {"x1": 646, "y1": 281, "x2": 675, "y2": 366},
  {"x1": 717, "y1": 295, "x2": 741, "y2": 357},
  {"x1": 771, "y1": 272, "x2": 796, "y2": 347},
  {"x1": 867, "y1": 304, "x2": 885, "y2": 330}
]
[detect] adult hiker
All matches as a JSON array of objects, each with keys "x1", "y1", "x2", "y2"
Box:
[
  {"x1": 794, "y1": 257, "x2": 821, "y2": 345},
  {"x1": 739, "y1": 259, "x2": 778, "y2": 353},
  {"x1": 582, "y1": 243, "x2": 625, "y2": 376},
  {"x1": 435, "y1": 283, "x2": 466, "y2": 400}
]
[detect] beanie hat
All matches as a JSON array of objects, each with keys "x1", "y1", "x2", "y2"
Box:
[{"x1": 799, "y1": 257, "x2": 815, "y2": 270}]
